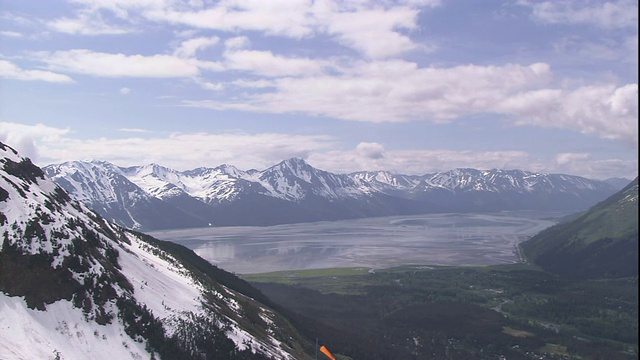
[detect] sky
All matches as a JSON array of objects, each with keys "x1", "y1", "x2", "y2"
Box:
[{"x1": 0, "y1": 0, "x2": 637, "y2": 180}]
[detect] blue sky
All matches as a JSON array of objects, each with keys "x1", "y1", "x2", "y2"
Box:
[{"x1": 0, "y1": 0, "x2": 637, "y2": 179}]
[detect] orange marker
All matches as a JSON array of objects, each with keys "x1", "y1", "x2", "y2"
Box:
[{"x1": 319, "y1": 345, "x2": 336, "y2": 360}]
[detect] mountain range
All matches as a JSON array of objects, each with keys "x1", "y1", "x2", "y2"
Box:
[
  {"x1": 0, "y1": 142, "x2": 312, "y2": 359},
  {"x1": 43, "y1": 158, "x2": 624, "y2": 230}
]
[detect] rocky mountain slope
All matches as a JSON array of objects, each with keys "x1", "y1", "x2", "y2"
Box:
[
  {"x1": 0, "y1": 142, "x2": 312, "y2": 359},
  {"x1": 521, "y1": 177, "x2": 638, "y2": 279},
  {"x1": 43, "y1": 158, "x2": 621, "y2": 230}
]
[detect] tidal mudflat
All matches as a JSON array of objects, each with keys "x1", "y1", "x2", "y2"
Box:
[{"x1": 148, "y1": 211, "x2": 564, "y2": 274}]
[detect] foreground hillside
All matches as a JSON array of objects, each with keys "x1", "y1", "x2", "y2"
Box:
[
  {"x1": 0, "y1": 142, "x2": 312, "y2": 359},
  {"x1": 521, "y1": 177, "x2": 638, "y2": 279},
  {"x1": 44, "y1": 159, "x2": 619, "y2": 230}
]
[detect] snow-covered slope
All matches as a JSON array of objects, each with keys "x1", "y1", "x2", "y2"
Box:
[
  {"x1": 43, "y1": 158, "x2": 619, "y2": 230},
  {"x1": 418, "y1": 168, "x2": 607, "y2": 194},
  {"x1": 350, "y1": 171, "x2": 420, "y2": 193},
  {"x1": 0, "y1": 142, "x2": 310, "y2": 360},
  {"x1": 124, "y1": 163, "x2": 261, "y2": 204},
  {"x1": 44, "y1": 161, "x2": 208, "y2": 230}
]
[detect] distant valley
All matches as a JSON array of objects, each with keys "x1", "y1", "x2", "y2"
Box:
[{"x1": 43, "y1": 159, "x2": 625, "y2": 231}]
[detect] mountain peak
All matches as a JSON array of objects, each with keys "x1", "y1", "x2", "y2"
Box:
[
  {"x1": 137, "y1": 162, "x2": 174, "y2": 176},
  {"x1": 212, "y1": 163, "x2": 244, "y2": 177},
  {"x1": 278, "y1": 157, "x2": 311, "y2": 169}
]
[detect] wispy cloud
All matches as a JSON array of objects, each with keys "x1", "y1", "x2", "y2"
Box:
[
  {"x1": 117, "y1": 128, "x2": 148, "y2": 133},
  {"x1": 223, "y1": 50, "x2": 327, "y2": 77},
  {"x1": 0, "y1": 31, "x2": 22, "y2": 38},
  {"x1": 48, "y1": 14, "x2": 131, "y2": 35},
  {"x1": 521, "y1": 0, "x2": 638, "y2": 29},
  {"x1": 174, "y1": 36, "x2": 220, "y2": 58},
  {"x1": 0, "y1": 59, "x2": 74, "y2": 83},
  {"x1": 34, "y1": 49, "x2": 202, "y2": 78}
]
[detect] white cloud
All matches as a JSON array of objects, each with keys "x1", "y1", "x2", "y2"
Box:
[
  {"x1": 223, "y1": 50, "x2": 326, "y2": 77},
  {"x1": 522, "y1": 0, "x2": 638, "y2": 29},
  {"x1": 556, "y1": 152, "x2": 591, "y2": 165},
  {"x1": 185, "y1": 61, "x2": 553, "y2": 122},
  {"x1": 117, "y1": 128, "x2": 149, "y2": 133},
  {"x1": 552, "y1": 153, "x2": 637, "y2": 180},
  {"x1": 498, "y1": 83, "x2": 638, "y2": 146},
  {"x1": 0, "y1": 122, "x2": 70, "y2": 162},
  {"x1": 35, "y1": 49, "x2": 202, "y2": 78},
  {"x1": 48, "y1": 14, "x2": 131, "y2": 35},
  {"x1": 0, "y1": 59, "x2": 74, "y2": 83},
  {"x1": 320, "y1": 7, "x2": 420, "y2": 58},
  {"x1": 174, "y1": 36, "x2": 219, "y2": 58},
  {"x1": 0, "y1": 31, "x2": 22, "y2": 38},
  {"x1": 58, "y1": 0, "x2": 168, "y2": 19},
  {"x1": 553, "y1": 36, "x2": 631, "y2": 61},
  {"x1": 199, "y1": 81, "x2": 224, "y2": 91},
  {"x1": 145, "y1": 1, "x2": 315, "y2": 38},
  {"x1": 231, "y1": 79, "x2": 275, "y2": 88},
  {"x1": 120, "y1": 87, "x2": 132, "y2": 94},
  {"x1": 356, "y1": 142, "x2": 385, "y2": 159},
  {"x1": 224, "y1": 36, "x2": 250, "y2": 50}
]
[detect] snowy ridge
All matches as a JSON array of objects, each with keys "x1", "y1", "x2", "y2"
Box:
[
  {"x1": 43, "y1": 157, "x2": 619, "y2": 230},
  {"x1": 350, "y1": 171, "x2": 421, "y2": 193},
  {"x1": 122, "y1": 163, "x2": 187, "y2": 199},
  {"x1": 256, "y1": 158, "x2": 363, "y2": 201},
  {"x1": 0, "y1": 142, "x2": 305, "y2": 360},
  {"x1": 417, "y1": 168, "x2": 608, "y2": 194}
]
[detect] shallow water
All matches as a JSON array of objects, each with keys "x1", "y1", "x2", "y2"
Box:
[{"x1": 148, "y1": 211, "x2": 565, "y2": 274}]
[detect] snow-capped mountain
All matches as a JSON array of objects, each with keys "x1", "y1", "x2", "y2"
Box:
[
  {"x1": 44, "y1": 161, "x2": 209, "y2": 230},
  {"x1": 350, "y1": 171, "x2": 421, "y2": 194},
  {"x1": 257, "y1": 158, "x2": 363, "y2": 201},
  {"x1": 43, "y1": 158, "x2": 619, "y2": 230},
  {"x1": 410, "y1": 168, "x2": 618, "y2": 212},
  {"x1": 0, "y1": 142, "x2": 312, "y2": 359}
]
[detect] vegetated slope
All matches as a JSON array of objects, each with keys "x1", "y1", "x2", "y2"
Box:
[
  {"x1": 0, "y1": 142, "x2": 312, "y2": 360},
  {"x1": 44, "y1": 158, "x2": 619, "y2": 230},
  {"x1": 521, "y1": 177, "x2": 638, "y2": 279},
  {"x1": 249, "y1": 266, "x2": 638, "y2": 360}
]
